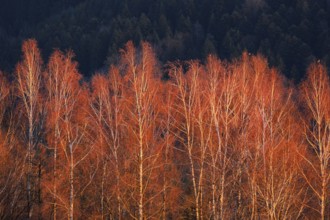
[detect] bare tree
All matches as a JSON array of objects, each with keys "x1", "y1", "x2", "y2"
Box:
[
  {"x1": 2, "y1": 39, "x2": 330, "y2": 219},
  {"x1": 204, "y1": 55, "x2": 228, "y2": 219},
  {"x1": 158, "y1": 81, "x2": 182, "y2": 219},
  {"x1": 44, "y1": 50, "x2": 96, "y2": 219},
  {"x1": 170, "y1": 61, "x2": 211, "y2": 220},
  {"x1": 0, "y1": 72, "x2": 27, "y2": 219},
  {"x1": 300, "y1": 62, "x2": 330, "y2": 220},
  {"x1": 89, "y1": 66, "x2": 124, "y2": 219},
  {"x1": 120, "y1": 41, "x2": 164, "y2": 219},
  {"x1": 15, "y1": 39, "x2": 42, "y2": 219}
]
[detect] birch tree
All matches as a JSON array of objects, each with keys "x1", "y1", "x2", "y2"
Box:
[
  {"x1": 90, "y1": 66, "x2": 124, "y2": 219},
  {"x1": 120, "y1": 41, "x2": 164, "y2": 219},
  {"x1": 44, "y1": 50, "x2": 95, "y2": 219},
  {"x1": 300, "y1": 62, "x2": 330, "y2": 220},
  {"x1": 0, "y1": 72, "x2": 27, "y2": 219},
  {"x1": 170, "y1": 61, "x2": 210, "y2": 220},
  {"x1": 15, "y1": 39, "x2": 42, "y2": 219}
]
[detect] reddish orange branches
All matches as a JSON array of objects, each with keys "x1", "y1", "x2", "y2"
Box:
[{"x1": 0, "y1": 39, "x2": 328, "y2": 219}]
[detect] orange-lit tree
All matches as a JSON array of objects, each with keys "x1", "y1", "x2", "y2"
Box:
[
  {"x1": 15, "y1": 39, "x2": 43, "y2": 219},
  {"x1": 300, "y1": 62, "x2": 330, "y2": 220},
  {"x1": 120, "y1": 41, "x2": 164, "y2": 219},
  {"x1": 44, "y1": 50, "x2": 96, "y2": 219},
  {"x1": 2, "y1": 38, "x2": 330, "y2": 219},
  {"x1": 0, "y1": 72, "x2": 27, "y2": 219},
  {"x1": 244, "y1": 56, "x2": 306, "y2": 219},
  {"x1": 206, "y1": 56, "x2": 241, "y2": 219},
  {"x1": 170, "y1": 61, "x2": 210, "y2": 220},
  {"x1": 230, "y1": 53, "x2": 255, "y2": 219},
  {"x1": 89, "y1": 66, "x2": 124, "y2": 219},
  {"x1": 157, "y1": 81, "x2": 182, "y2": 219}
]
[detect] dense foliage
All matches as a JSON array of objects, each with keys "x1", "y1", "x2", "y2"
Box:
[
  {"x1": 0, "y1": 0, "x2": 329, "y2": 80},
  {"x1": 0, "y1": 39, "x2": 329, "y2": 219}
]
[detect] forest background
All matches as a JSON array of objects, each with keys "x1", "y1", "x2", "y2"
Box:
[{"x1": 0, "y1": 0, "x2": 329, "y2": 81}]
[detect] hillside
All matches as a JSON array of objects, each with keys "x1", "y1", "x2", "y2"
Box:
[{"x1": 0, "y1": 0, "x2": 329, "y2": 80}]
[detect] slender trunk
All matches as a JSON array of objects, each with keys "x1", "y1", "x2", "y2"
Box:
[
  {"x1": 162, "y1": 150, "x2": 168, "y2": 220},
  {"x1": 319, "y1": 123, "x2": 326, "y2": 220},
  {"x1": 188, "y1": 151, "x2": 199, "y2": 220},
  {"x1": 162, "y1": 186, "x2": 166, "y2": 220},
  {"x1": 321, "y1": 167, "x2": 326, "y2": 220},
  {"x1": 69, "y1": 144, "x2": 74, "y2": 220},
  {"x1": 219, "y1": 122, "x2": 229, "y2": 220},
  {"x1": 138, "y1": 113, "x2": 144, "y2": 220},
  {"x1": 237, "y1": 165, "x2": 242, "y2": 217},
  {"x1": 198, "y1": 123, "x2": 205, "y2": 220},
  {"x1": 198, "y1": 150, "x2": 205, "y2": 220},
  {"x1": 187, "y1": 110, "x2": 199, "y2": 220},
  {"x1": 117, "y1": 180, "x2": 121, "y2": 220},
  {"x1": 219, "y1": 168, "x2": 225, "y2": 220},
  {"x1": 114, "y1": 152, "x2": 121, "y2": 220},
  {"x1": 200, "y1": 183, "x2": 203, "y2": 220},
  {"x1": 162, "y1": 169, "x2": 166, "y2": 220},
  {"x1": 250, "y1": 178, "x2": 256, "y2": 220},
  {"x1": 54, "y1": 148, "x2": 57, "y2": 220},
  {"x1": 250, "y1": 161, "x2": 258, "y2": 220},
  {"x1": 38, "y1": 161, "x2": 42, "y2": 220},
  {"x1": 139, "y1": 143, "x2": 143, "y2": 220},
  {"x1": 28, "y1": 112, "x2": 33, "y2": 219},
  {"x1": 213, "y1": 134, "x2": 220, "y2": 220},
  {"x1": 101, "y1": 161, "x2": 106, "y2": 220},
  {"x1": 238, "y1": 115, "x2": 247, "y2": 219},
  {"x1": 53, "y1": 127, "x2": 58, "y2": 220},
  {"x1": 211, "y1": 180, "x2": 216, "y2": 220},
  {"x1": 113, "y1": 90, "x2": 121, "y2": 220}
]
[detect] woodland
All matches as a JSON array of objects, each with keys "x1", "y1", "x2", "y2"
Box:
[
  {"x1": 0, "y1": 0, "x2": 329, "y2": 80},
  {"x1": 0, "y1": 39, "x2": 329, "y2": 220}
]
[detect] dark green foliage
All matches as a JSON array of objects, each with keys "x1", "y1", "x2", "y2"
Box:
[{"x1": 0, "y1": 0, "x2": 329, "y2": 80}]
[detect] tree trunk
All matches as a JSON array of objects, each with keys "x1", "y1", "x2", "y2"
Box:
[
  {"x1": 101, "y1": 161, "x2": 106, "y2": 220},
  {"x1": 188, "y1": 151, "x2": 199, "y2": 220},
  {"x1": 28, "y1": 112, "x2": 33, "y2": 219},
  {"x1": 321, "y1": 167, "x2": 326, "y2": 220},
  {"x1": 69, "y1": 143, "x2": 74, "y2": 220},
  {"x1": 53, "y1": 127, "x2": 59, "y2": 220},
  {"x1": 139, "y1": 144, "x2": 143, "y2": 220}
]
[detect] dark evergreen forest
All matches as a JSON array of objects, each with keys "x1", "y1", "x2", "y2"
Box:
[{"x1": 0, "y1": 0, "x2": 329, "y2": 80}]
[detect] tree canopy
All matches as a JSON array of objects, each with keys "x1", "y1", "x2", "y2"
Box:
[{"x1": 0, "y1": 0, "x2": 329, "y2": 80}]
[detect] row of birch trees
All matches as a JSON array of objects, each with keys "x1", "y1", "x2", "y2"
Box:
[{"x1": 0, "y1": 39, "x2": 329, "y2": 219}]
